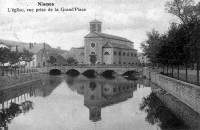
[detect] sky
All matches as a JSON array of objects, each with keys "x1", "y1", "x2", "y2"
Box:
[{"x1": 0, "y1": 0, "x2": 179, "y2": 52}]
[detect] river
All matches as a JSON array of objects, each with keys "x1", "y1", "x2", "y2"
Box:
[{"x1": 0, "y1": 74, "x2": 199, "y2": 130}]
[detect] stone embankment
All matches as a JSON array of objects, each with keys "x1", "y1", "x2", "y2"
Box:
[
  {"x1": 143, "y1": 67, "x2": 200, "y2": 114},
  {"x1": 0, "y1": 73, "x2": 41, "y2": 90}
]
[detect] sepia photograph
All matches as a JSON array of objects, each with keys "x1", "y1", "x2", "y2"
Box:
[{"x1": 0, "y1": 0, "x2": 200, "y2": 129}]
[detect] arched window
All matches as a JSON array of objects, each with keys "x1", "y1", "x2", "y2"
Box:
[
  {"x1": 131, "y1": 53, "x2": 133, "y2": 57},
  {"x1": 123, "y1": 52, "x2": 126, "y2": 56},
  {"x1": 104, "y1": 52, "x2": 109, "y2": 55},
  {"x1": 91, "y1": 42, "x2": 95, "y2": 48},
  {"x1": 91, "y1": 52, "x2": 95, "y2": 55}
]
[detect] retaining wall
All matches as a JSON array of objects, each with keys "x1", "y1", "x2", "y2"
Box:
[
  {"x1": 143, "y1": 68, "x2": 200, "y2": 114},
  {"x1": 0, "y1": 73, "x2": 41, "y2": 90}
]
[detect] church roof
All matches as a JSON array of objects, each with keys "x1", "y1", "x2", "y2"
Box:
[
  {"x1": 103, "y1": 42, "x2": 137, "y2": 50},
  {"x1": 90, "y1": 20, "x2": 102, "y2": 23},
  {"x1": 85, "y1": 32, "x2": 132, "y2": 42}
]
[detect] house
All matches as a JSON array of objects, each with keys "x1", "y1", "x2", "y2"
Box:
[{"x1": 137, "y1": 52, "x2": 150, "y2": 66}]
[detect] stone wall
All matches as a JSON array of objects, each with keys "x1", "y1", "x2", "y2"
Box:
[
  {"x1": 151, "y1": 83, "x2": 200, "y2": 129},
  {"x1": 0, "y1": 73, "x2": 41, "y2": 90},
  {"x1": 143, "y1": 68, "x2": 200, "y2": 114}
]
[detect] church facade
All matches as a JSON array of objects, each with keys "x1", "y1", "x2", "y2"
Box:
[{"x1": 73, "y1": 20, "x2": 139, "y2": 65}]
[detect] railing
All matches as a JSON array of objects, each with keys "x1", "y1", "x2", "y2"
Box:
[
  {"x1": 45, "y1": 64, "x2": 141, "y2": 68},
  {"x1": 147, "y1": 66, "x2": 200, "y2": 86},
  {"x1": 0, "y1": 66, "x2": 38, "y2": 77}
]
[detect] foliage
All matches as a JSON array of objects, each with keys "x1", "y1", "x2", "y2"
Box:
[
  {"x1": 66, "y1": 57, "x2": 78, "y2": 65},
  {"x1": 47, "y1": 56, "x2": 56, "y2": 65},
  {"x1": 89, "y1": 54, "x2": 97, "y2": 65},
  {"x1": 0, "y1": 47, "x2": 10, "y2": 66},
  {"x1": 141, "y1": 0, "x2": 200, "y2": 68},
  {"x1": 9, "y1": 51, "x2": 22, "y2": 65},
  {"x1": 140, "y1": 92, "x2": 188, "y2": 129},
  {"x1": 140, "y1": 29, "x2": 162, "y2": 64},
  {"x1": 22, "y1": 49, "x2": 34, "y2": 63}
]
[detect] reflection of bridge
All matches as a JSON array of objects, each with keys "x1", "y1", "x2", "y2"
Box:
[{"x1": 37, "y1": 65, "x2": 142, "y2": 75}]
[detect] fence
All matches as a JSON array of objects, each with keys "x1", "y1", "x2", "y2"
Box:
[
  {"x1": 147, "y1": 66, "x2": 200, "y2": 86},
  {"x1": 0, "y1": 66, "x2": 38, "y2": 76}
]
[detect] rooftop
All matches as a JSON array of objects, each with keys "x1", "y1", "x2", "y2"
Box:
[
  {"x1": 103, "y1": 42, "x2": 137, "y2": 50},
  {"x1": 85, "y1": 32, "x2": 132, "y2": 42},
  {"x1": 90, "y1": 20, "x2": 102, "y2": 23}
]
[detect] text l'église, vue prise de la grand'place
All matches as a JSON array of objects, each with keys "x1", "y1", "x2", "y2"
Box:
[{"x1": 8, "y1": 2, "x2": 86, "y2": 13}]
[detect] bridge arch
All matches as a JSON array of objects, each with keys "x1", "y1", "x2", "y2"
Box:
[
  {"x1": 122, "y1": 70, "x2": 139, "y2": 80},
  {"x1": 82, "y1": 69, "x2": 97, "y2": 78},
  {"x1": 50, "y1": 69, "x2": 61, "y2": 75},
  {"x1": 102, "y1": 70, "x2": 117, "y2": 79},
  {"x1": 66, "y1": 69, "x2": 80, "y2": 76}
]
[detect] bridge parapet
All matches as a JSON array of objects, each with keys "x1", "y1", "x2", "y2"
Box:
[{"x1": 37, "y1": 65, "x2": 142, "y2": 75}]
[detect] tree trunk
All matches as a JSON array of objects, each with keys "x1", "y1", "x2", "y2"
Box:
[
  {"x1": 167, "y1": 65, "x2": 168, "y2": 76},
  {"x1": 185, "y1": 62, "x2": 188, "y2": 82},
  {"x1": 2, "y1": 63, "x2": 4, "y2": 76},
  {"x1": 178, "y1": 65, "x2": 180, "y2": 80},
  {"x1": 163, "y1": 65, "x2": 164, "y2": 74},
  {"x1": 197, "y1": 57, "x2": 199, "y2": 86}
]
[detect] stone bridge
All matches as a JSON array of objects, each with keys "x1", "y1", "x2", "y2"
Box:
[{"x1": 37, "y1": 65, "x2": 142, "y2": 75}]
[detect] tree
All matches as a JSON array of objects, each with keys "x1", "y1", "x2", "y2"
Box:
[
  {"x1": 22, "y1": 49, "x2": 34, "y2": 67},
  {"x1": 89, "y1": 55, "x2": 97, "y2": 65},
  {"x1": 0, "y1": 47, "x2": 10, "y2": 75},
  {"x1": 166, "y1": 0, "x2": 200, "y2": 83},
  {"x1": 141, "y1": 29, "x2": 162, "y2": 66},
  {"x1": 66, "y1": 57, "x2": 78, "y2": 66},
  {"x1": 47, "y1": 56, "x2": 56, "y2": 66},
  {"x1": 9, "y1": 51, "x2": 22, "y2": 66},
  {"x1": 165, "y1": 0, "x2": 199, "y2": 25}
]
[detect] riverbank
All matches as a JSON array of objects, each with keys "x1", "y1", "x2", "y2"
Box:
[
  {"x1": 0, "y1": 72, "x2": 41, "y2": 90},
  {"x1": 143, "y1": 67, "x2": 200, "y2": 115}
]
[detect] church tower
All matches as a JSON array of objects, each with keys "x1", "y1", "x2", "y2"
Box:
[{"x1": 90, "y1": 20, "x2": 102, "y2": 33}]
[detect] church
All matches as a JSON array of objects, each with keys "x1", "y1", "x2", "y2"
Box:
[{"x1": 70, "y1": 20, "x2": 139, "y2": 65}]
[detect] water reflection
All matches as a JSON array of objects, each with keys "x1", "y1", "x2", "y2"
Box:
[
  {"x1": 141, "y1": 80, "x2": 200, "y2": 130},
  {"x1": 150, "y1": 82, "x2": 200, "y2": 129},
  {"x1": 1, "y1": 74, "x2": 198, "y2": 130},
  {"x1": 67, "y1": 75, "x2": 137, "y2": 122}
]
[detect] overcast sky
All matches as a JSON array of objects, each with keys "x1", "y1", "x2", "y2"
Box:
[{"x1": 0, "y1": 0, "x2": 179, "y2": 52}]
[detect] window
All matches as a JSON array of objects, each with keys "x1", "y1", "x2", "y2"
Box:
[
  {"x1": 91, "y1": 42, "x2": 95, "y2": 48},
  {"x1": 127, "y1": 53, "x2": 129, "y2": 56},
  {"x1": 134, "y1": 53, "x2": 137, "y2": 57},
  {"x1": 119, "y1": 61, "x2": 121, "y2": 64},
  {"x1": 114, "y1": 51, "x2": 117, "y2": 55},
  {"x1": 118, "y1": 52, "x2": 121, "y2": 56},
  {"x1": 124, "y1": 62, "x2": 126, "y2": 64},
  {"x1": 104, "y1": 52, "x2": 109, "y2": 55},
  {"x1": 131, "y1": 53, "x2": 133, "y2": 57},
  {"x1": 91, "y1": 52, "x2": 95, "y2": 55},
  {"x1": 114, "y1": 88, "x2": 117, "y2": 92},
  {"x1": 123, "y1": 52, "x2": 125, "y2": 56},
  {"x1": 113, "y1": 62, "x2": 115, "y2": 64},
  {"x1": 91, "y1": 95, "x2": 95, "y2": 100}
]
